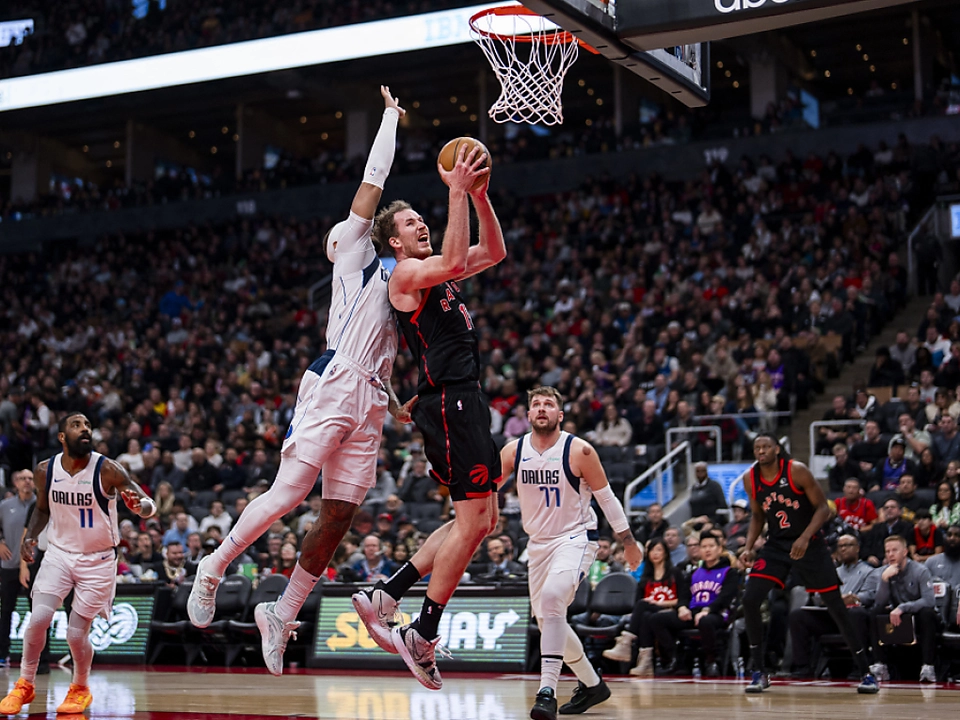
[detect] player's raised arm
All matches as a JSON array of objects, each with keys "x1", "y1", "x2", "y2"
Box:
[
  {"x1": 570, "y1": 438, "x2": 643, "y2": 570},
  {"x1": 351, "y1": 85, "x2": 404, "y2": 221},
  {"x1": 21, "y1": 462, "x2": 50, "y2": 564},
  {"x1": 100, "y1": 458, "x2": 157, "y2": 520},
  {"x1": 788, "y1": 461, "x2": 832, "y2": 560},
  {"x1": 459, "y1": 182, "x2": 506, "y2": 280}
]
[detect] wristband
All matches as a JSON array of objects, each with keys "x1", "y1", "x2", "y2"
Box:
[{"x1": 139, "y1": 498, "x2": 157, "y2": 519}]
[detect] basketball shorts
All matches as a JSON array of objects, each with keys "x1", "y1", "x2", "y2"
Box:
[
  {"x1": 413, "y1": 384, "x2": 502, "y2": 502},
  {"x1": 526, "y1": 530, "x2": 598, "y2": 619},
  {"x1": 748, "y1": 537, "x2": 840, "y2": 593},
  {"x1": 282, "y1": 349, "x2": 389, "y2": 505},
  {"x1": 32, "y1": 544, "x2": 117, "y2": 620}
]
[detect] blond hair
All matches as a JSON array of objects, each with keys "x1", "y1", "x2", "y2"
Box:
[
  {"x1": 372, "y1": 200, "x2": 412, "y2": 257},
  {"x1": 528, "y1": 386, "x2": 563, "y2": 406}
]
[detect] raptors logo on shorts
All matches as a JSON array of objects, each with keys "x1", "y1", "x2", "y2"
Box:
[
  {"x1": 470, "y1": 464, "x2": 489, "y2": 486},
  {"x1": 753, "y1": 558, "x2": 766, "y2": 572}
]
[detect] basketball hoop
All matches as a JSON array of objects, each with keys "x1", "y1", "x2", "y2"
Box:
[{"x1": 470, "y1": 6, "x2": 592, "y2": 126}]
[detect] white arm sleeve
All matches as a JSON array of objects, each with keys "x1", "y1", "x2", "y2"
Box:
[
  {"x1": 363, "y1": 107, "x2": 400, "y2": 191},
  {"x1": 326, "y1": 212, "x2": 376, "y2": 274},
  {"x1": 593, "y1": 484, "x2": 630, "y2": 535}
]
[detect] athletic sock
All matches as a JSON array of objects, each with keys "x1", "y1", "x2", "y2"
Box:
[
  {"x1": 414, "y1": 595, "x2": 445, "y2": 640},
  {"x1": 381, "y1": 561, "x2": 421, "y2": 601},
  {"x1": 564, "y1": 624, "x2": 601, "y2": 687},
  {"x1": 540, "y1": 655, "x2": 563, "y2": 693},
  {"x1": 274, "y1": 564, "x2": 319, "y2": 623}
]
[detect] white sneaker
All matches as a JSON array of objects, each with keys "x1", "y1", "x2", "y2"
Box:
[
  {"x1": 919, "y1": 664, "x2": 936, "y2": 683},
  {"x1": 352, "y1": 585, "x2": 400, "y2": 654},
  {"x1": 255, "y1": 601, "x2": 300, "y2": 676},
  {"x1": 602, "y1": 631, "x2": 636, "y2": 663},
  {"x1": 869, "y1": 663, "x2": 890, "y2": 682},
  {"x1": 187, "y1": 556, "x2": 222, "y2": 628},
  {"x1": 393, "y1": 624, "x2": 449, "y2": 691}
]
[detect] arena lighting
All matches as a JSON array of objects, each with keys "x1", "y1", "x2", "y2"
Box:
[{"x1": 0, "y1": 2, "x2": 519, "y2": 113}]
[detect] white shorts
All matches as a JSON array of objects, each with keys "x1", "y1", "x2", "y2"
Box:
[
  {"x1": 32, "y1": 544, "x2": 117, "y2": 620},
  {"x1": 281, "y1": 350, "x2": 389, "y2": 506},
  {"x1": 527, "y1": 531, "x2": 598, "y2": 619}
]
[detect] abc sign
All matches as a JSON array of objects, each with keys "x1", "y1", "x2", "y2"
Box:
[{"x1": 715, "y1": 0, "x2": 791, "y2": 13}]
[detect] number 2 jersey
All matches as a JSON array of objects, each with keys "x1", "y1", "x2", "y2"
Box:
[
  {"x1": 45, "y1": 451, "x2": 119, "y2": 554},
  {"x1": 749, "y1": 458, "x2": 818, "y2": 544},
  {"x1": 513, "y1": 431, "x2": 598, "y2": 542}
]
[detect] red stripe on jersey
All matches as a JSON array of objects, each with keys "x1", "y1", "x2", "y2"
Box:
[
  {"x1": 441, "y1": 387, "x2": 452, "y2": 485},
  {"x1": 786, "y1": 459, "x2": 802, "y2": 495},
  {"x1": 410, "y1": 287, "x2": 435, "y2": 386}
]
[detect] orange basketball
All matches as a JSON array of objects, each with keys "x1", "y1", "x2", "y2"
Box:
[{"x1": 437, "y1": 136, "x2": 492, "y2": 190}]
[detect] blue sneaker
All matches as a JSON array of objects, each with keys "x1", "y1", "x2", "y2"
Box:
[
  {"x1": 745, "y1": 670, "x2": 769, "y2": 694},
  {"x1": 857, "y1": 673, "x2": 879, "y2": 694}
]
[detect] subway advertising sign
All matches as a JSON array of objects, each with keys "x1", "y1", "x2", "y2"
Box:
[
  {"x1": 9, "y1": 594, "x2": 155, "y2": 662},
  {"x1": 311, "y1": 591, "x2": 530, "y2": 669}
]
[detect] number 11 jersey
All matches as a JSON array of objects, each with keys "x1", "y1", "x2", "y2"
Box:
[
  {"x1": 45, "y1": 452, "x2": 119, "y2": 554},
  {"x1": 514, "y1": 432, "x2": 597, "y2": 542}
]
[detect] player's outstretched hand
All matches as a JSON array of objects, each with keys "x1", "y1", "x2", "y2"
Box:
[
  {"x1": 381, "y1": 85, "x2": 406, "y2": 117},
  {"x1": 624, "y1": 543, "x2": 643, "y2": 572},
  {"x1": 438, "y1": 144, "x2": 489, "y2": 193},
  {"x1": 789, "y1": 535, "x2": 809, "y2": 560},
  {"x1": 394, "y1": 394, "x2": 418, "y2": 424},
  {"x1": 120, "y1": 489, "x2": 143, "y2": 514}
]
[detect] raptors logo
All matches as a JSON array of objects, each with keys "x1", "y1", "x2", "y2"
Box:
[
  {"x1": 469, "y1": 464, "x2": 489, "y2": 486},
  {"x1": 753, "y1": 558, "x2": 766, "y2": 572}
]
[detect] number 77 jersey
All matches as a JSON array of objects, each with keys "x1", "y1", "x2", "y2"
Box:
[
  {"x1": 513, "y1": 431, "x2": 598, "y2": 543},
  {"x1": 46, "y1": 451, "x2": 120, "y2": 554}
]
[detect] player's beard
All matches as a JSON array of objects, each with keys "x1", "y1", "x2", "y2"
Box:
[
  {"x1": 944, "y1": 540, "x2": 960, "y2": 560},
  {"x1": 531, "y1": 417, "x2": 559, "y2": 435},
  {"x1": 65, "y1": 435, "x2": 92, "y2": 458}
]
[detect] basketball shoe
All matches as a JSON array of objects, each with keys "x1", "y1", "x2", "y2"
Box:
[
  {"x1": 57, "y1": 683, "x2": 93, "y2": 713},
  {"x1": 352, "y1": 583, "x2": 400, "y2": 653},
  {"x1": 255, "y1": 601, "x2": 300, "y2": 676},
  {"x1": 745, "y1": 670, "x2": 770, "y2": 693},
  {"x1": 530, "y1": 688, "x2": 558, "y2": 720},
  {"x1": 0, "y1": 678, "x2": 35, "y2": 714},
  {"x1": 857, "y1": 673, "x2": 880, "y2": 694},
  {"x1": 393, "y1": 623, "x2": 450, "y2": 691},
  {"x1": 558, "y1": 680, "x2": 610, "y2": 715},
  {"x1": 187, "y1": 555, "x2": 222, "y2": 627}
]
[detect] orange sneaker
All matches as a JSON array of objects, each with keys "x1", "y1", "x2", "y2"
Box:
[
  {"x1": 56, "y1": 683, "x2": 92, "y2": 713},
  {"x1": 0, "y1": 678, "x2": 36, "y2": 714}
]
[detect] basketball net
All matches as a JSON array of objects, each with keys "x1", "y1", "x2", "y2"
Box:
[{"x1": 470, "y1": 7, "x2": 583, "y2": 126}]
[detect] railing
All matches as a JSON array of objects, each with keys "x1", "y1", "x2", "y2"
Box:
[
  {"x1": 906, "y1": 204, "x2": 938, "y2": 295},
  {"x1": 808, "y1": 418, "x2": 866, "y2": 477},
  {"x1": 623, "y1": 440, "x2": 691, "y2": 520},
  {"x1": 308, "y1": 273, "x2": 333, "y2": 312},
  {"x1": 666, "y1": 425, "x2": 722, "y2": 463}
]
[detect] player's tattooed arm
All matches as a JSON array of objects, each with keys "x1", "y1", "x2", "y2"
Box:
[
  {"x1": 22, "y1": 462, "x2": 51, "y2": 563},
  {"x1": 101, "y1": 458, "x2": 157, "y2": 519},
  {"x1": 387, "y1": 384, "x2": 417, "y2": 424}
]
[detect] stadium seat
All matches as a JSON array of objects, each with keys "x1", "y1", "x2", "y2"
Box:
[
  {"x1": 188, "y1": 575, "x2": 253, "y2": 663},
  {"x1": 225, "y1": 574, "x2": 290, "y2": 666},
  {"x1": 568, "y1": 580, "x2": 591, "y2": 617},
  {"x1": 572, "y1": 573, "x2": 637, "y2": 642},
  {"x1": 149, "y1": 578, "x2": 199, "y2": 665}
]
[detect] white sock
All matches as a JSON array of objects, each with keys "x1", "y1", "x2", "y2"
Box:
[
  {"x1": 564, "y1": 623, "x2": 601, "y2": 687},
  {"x1": 19, "y1": 595, "x2": 57, "y2": 684},
  {"x1": 274, "y1": 563, "x2": 319, "y2": 623}
]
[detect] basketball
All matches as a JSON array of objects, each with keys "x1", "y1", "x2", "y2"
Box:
[{"x1": 437, "y1": 136, "x2": 492, "y2": 190}]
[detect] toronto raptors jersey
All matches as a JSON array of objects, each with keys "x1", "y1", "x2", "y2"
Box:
[
  {"x1": 750, "y1": 458, "x2": 817, "y2": 543},
  {"x1": 45, "y1": 452, "x2": 119, "y2": 554},
  {"x1": 395, "y1": 280, "x2": 479, "y2": 395},
  {"x1": 514, "y1": 431, "x2": 598, "y2": 542}
]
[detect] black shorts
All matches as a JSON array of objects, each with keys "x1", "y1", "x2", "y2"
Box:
[
  {"x1": 748, "y1": 537, "x2": 840, "y2": 593},
  {"x1": 413, "y1": 384, "x2": 502, "y2": 502}
]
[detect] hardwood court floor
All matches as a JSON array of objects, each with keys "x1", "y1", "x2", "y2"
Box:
[{"x1": 3, "y1": 667, "x2": 960, "y2": 719}]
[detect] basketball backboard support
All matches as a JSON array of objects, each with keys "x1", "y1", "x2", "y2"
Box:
[{"x1": 521, "y1": 0, "x2": 711, "y2": 107}]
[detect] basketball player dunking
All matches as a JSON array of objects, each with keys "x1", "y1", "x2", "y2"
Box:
[
  {"x1": 0, "y1": 413, "x2": 156, "y2": 715},
  {"x1": 501, "y1": 387, "x2": 642, "y2": 720},
  {"x1": 188, "y1": 87, "x2": 414, "y2": 676},
  {"x1": 740, "y1": 434, "x2": 879, "y2": 694},
  {"x1": 351, "y1": 144, "x2": 504, "y2": 690}
]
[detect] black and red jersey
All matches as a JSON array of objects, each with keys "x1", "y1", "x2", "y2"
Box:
[
  {"x1": 750, "y1": 458, "x2": 818, "y2": 543},
  {"x1": 395, "y1": 280, "x2": 479, "y2": 395}
]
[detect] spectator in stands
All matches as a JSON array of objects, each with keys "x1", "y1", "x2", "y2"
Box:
[
  {"x1": 931, "y1": 481, "x2": 960, "y2": 528},
  {"x1": 724, "y1": 499, "x2": 751, "y2": 551},
  {"x1": 688, "y1": 462, "x2": 728, "y2": 524},
  {"x1": 161, "y1": 542, "x2": 187, "y2": 586},
  {"x1": 924, "y1": 326, "x2": 952, "y2": 368},
  {"x1": 589, "y1": 404, "x2": 632, "y2": 447},
  {"x1": 636, "y1": 503, "x2": 669, "y2": 545},
  {"x1": 217, "y1": 448, "x2": 246, "y2": 493},
  {"x1": 869, "y1": 535, "x2": 937, "y2": 683},
  {"x1": 862, "y1": 498, "x2": 914, "y2": 566},
  {"x1": 664, "y1": 527, "x2": 685, "y2": 567},
  {"x1": 128, "y1": 533, "x2": 163, "y2": 579},
  {"x1": 503, "y1": 403, "x2": 530, "y2": 440},
  {"x1": 588, "y1": 536, "x2": 623, "y2": 586},
  {"x1": 244, "y1": 448, "x2": 277, "y2": 486},
  {"x1": 271, "y1": 542, "x2": 299, "y2": 579},
  {"x1": 184, "y1": 448, "x2": 219, "y2": 497},
  {"x1": 631, "y1": 400, "x2": 666, "y2": 461},
  {"x1": 915, "y1": 447, "x2": 943, "y2": 489},
  {"x1": 836, "y1": 478, "x2": 878, "y2": 532},
  {"x1": 889, "y1": 331, "x2": 917, "y2": 375},
  {"x1": 829, "y1": 443, "x2": 863, "y2": 493},
  {"x1": 851, "y1": 420, "x2": 888, "y2": 474},
  {"x1": 895, "y1": 474, "x2": 925, "y2": 522},
  {"x1": 397, "y1": 457, "x2": 441, "y2": 504},
  {"x1": 932, "y1": 413, "x2": 960, "y2": 463},
  {"x1": 868, "y1": 348, "x2": 904, "y2": 388},
  {"x1": 787, "y1": 534, "x2": 877, "y2": 678},
  {"x1": 603, "y1": 537, "x2": 679, "y2": 675},
  {"x1": 152, "y1": 450, "x2": 185, "y2": 493},
  {"x1": 646, "y1": 531, "x2": 737, "y2": 676},
  {"x1": 296, "y1": 493, "x2": 322, "y2": 536},
  {"x1": 351, "y1": 535, "x2": 395, "y2": 582},
  {"x1": 677, "y1": 533, "x2": 702, "y2": 574},
  {"x1": 185, "y1": 533, "x2": 203, "y2": 566},
  {"x1": 898, "y1": 412, "x2": 931, "y2": 461},
  {"x1": 817, "y1": 395, "x2": 854, "y2": 453},
  {"x1": 476, "y1": 537, "x2": 526, "y2": 581},
  {"x1": 868, "y1": 437, "x2": 915, "y2": 491},
  {"x1": 162, "y1": 513, "x2": 192, "y2": 548},
  {"x1": 199, "y1": 500, "x2": 232, "y2": 536},
  {"x1": 374, "y1": 513, "x2": 397, "y2": 545},
  {"x1": 909, "y1": 509, "x2": 943, "y2": 562},
  {"x1": 925, "y1": 525, "x2": 960, "y2": 596},
  {"x1": 172, "y1": 435, "x2": 193, "y2": 473},
  {"x1": 918, "y1": 369, "x2": 939, "y2": 403},
  {"x1": 117, "y1": 438, "x2": 145, "y2": 474},
  {"x1": 850, "y1": 388, "x2": 879, "y2": 423}
]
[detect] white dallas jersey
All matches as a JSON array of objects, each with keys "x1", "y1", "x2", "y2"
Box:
[
  {"x1": 326, "y1": 211, "x2": 398, "y2": 380},
  {"x1": 45, "y1": 452, "x2": 119, "y2": 554},
  {"x1": 515, "y1": 431, "x2": 598, "y2": 542}
]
